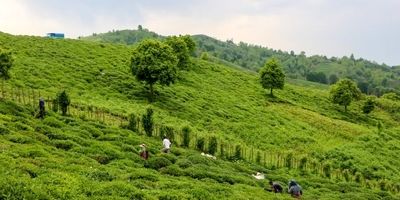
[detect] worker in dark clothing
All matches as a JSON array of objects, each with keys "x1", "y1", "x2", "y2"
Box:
[
  {"x1": 38, "y1": 97, "x2": 45, "y2": 118},
  {"x1": 268, "y1": 181, "x2": 283, "y2": 193},
  {"x1": 288, "y1": 179, "x2": 303, "y2": 198}
]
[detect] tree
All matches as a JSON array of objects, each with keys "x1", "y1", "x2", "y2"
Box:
[
  {"x1": 0, "y1": 48, "x2": 13, "y2": 80},
  {"x1": 259, "y1": 58, "x2": 285, "y2": 96},
  {"x1": 57, "y1": 90, "x2": 70, "y2": 115},
  {"x1": 180, "y1": 35, "x2": 196, "y2": 55},
  {"x1": 330, "y1": 79, "x2": 361, "y2": 111},
  {"x1": 130, "y1": 39, "x2": 178, "y2": 101},
  {"x1": 328, "y1": 74, "x2": 339, "y2": 85},
  {"x1": 362, "y1": 97, "x2": 376, "y2": 114},
  {"x1": 142, "y1": 107, "x2": 154, "y2": 137},
  {"x1": 165, "y1": 36, "x2": 191, "y2": 70},
  {"x1": 306, "y1": 71, "x2": 328, "y2": 84}
]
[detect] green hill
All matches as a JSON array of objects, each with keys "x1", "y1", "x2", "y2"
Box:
[
  {"x1": 1, "y1": 31, "x2": 400, "y2": 199},
  {"x1": 80, "y1": 28, "x2": 400, "y2": 96}
]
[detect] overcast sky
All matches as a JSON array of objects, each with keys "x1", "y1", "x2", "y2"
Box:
[{"x1": 0, "y1": 0, "x2": 399, "y2": 65}]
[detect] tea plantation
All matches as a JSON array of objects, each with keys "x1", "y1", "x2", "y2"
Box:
[{"x1": 0, "y1": 32, "x2": 399, "y2": 199}]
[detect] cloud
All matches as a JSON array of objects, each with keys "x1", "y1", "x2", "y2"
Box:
[{"x1": 0, "y1": 0, "x2": 399, "y2": 65}]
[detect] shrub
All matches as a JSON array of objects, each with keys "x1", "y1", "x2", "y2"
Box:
[
  {"x1": 176, "y1": 159, "x2": 193, "y2": 169},
  {"x1": 57, "y1": 90, "x2": 70, "y2": 115},
  {"x1": 160, "y1": 153, "x2": 177, "y2": 164},
  {"x1": 196, "y1": 137, "x2": 205, "y2": 152},
  {"x1": 52, "y1": 98, "x2": 59, "y2": 112},
  {"x1": 160, "y1": 125, "x2": 175, "y2": 141},
  {"x1": 220, "y1": 143, "x2": 225, "y2": 158},
  {"x1": 362, "y1": 97, "x2": 376, "y2": 114},
  {"x1": 142, "y1": 108, "x2": 154, "y2": 137},
  {"x1": 12, "y1": 122, "x2": 34, "y2": 131},
  {"x1": 128, "y1": 170, "x2": 159, "y2": 182},
  {"x1": 208, "y1": 136, "x2": 218, "y2": 155},
  {"x1": 285, "y1": 153, "x2": 293, "y2": 168},
  {"x1": 43, "y1": 117, "x2": 64, "y2": 128},
  {"x1": 181, "y1": 126, "x2": 191, "y2": 148},
  {"x1": 127, "y1": 113, "x2": 139, "y2": 132},
  {"x1": 0, "y1": 124, "x2": 10, "y2": 135},
  {"x1": 187, "y1": 154, "x2": 213, "y2": 165},
  {"x1": 52, "y1": 140, "x2": 77, "y2": 150},
  {"x1": 159, "y1": 165, "x2": 184, "y2": 176},
  {"x1": 299, "y1": 157, "x2": 308, "y2": 171},
  {"x1": 88, "y1": 170, "x2": 115, "y2": 181},
  {"x1": 256, "y1": 151, "x2": 261, "y2": 164},
  {"x1": 8, "y1": 134, "x2": 34, "y2": 144},
  {"x1": 233, "y1": 145, "x2": 242, "y2": 160},
  {"x1": 80, "y1": 124, "x2": 102, "y2": 138},
  {"x1": 92, "y1": 154, "x2": 113, "y2": 165},
  {"x1": 145, "y1": 157, "x2": 172, "y2": 170}
]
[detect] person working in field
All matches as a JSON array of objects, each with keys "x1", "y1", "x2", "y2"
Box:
[
  {"x1": 266, "y1": 180, "x2": 283, "y2": 193},
  {"x1": 288, "y1": 179, "x2": 303, "y2": 198},
  {"x1": 161, "y1": 136, "x2": 171, "y2": 153},
  {"x1": 38, "y1": 97, "x2": 45, "y2": 119},
  {"x1": 139, "y1": 144, "x2": 149, "y2": 160}
]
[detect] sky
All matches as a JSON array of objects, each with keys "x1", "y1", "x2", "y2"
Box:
[{"x1": 0, "y1": 0, "x2": 399, "y2": 66}]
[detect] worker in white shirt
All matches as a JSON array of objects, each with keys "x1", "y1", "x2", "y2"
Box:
[{"x1": 162, "y1": 136, "x2": 171, "y2": 153}]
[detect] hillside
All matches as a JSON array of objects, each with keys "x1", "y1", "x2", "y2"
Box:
[
  {"x1": 81, "y1": 28, "x2": 400, "y2": 96},
  {"x1": 1, "y1": 32, "x2": 400, "y2": 199}
]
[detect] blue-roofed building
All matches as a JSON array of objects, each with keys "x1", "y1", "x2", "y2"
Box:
[{"x1": 46, "y1": 33, "x2": 65, "y2": 39}]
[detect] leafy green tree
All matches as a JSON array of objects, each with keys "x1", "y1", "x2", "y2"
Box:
[
  {"x1": 180, "y1": 35, "x2": 196, "y2": 55},
  {"x1": 0, "y1": 48, "x2": 13, "y2": 80},
  {"x1": 362, "y1": 97, "x2": 376, "y2": 114},
  {"x1": 165, "y1": 36, "x2": 191, "y2": 70},
  {"x1": 57, "y1": 90, "x2": 70, "y2": 116},
  {"x1": 330, "y1": 79, "x2": 361, "y2": 111},
  {"x1": 259, "y1": 58, "x2": 285, "y2": 96},
  {"x1": 142, "y1": 107, "x2": 154, "y2": 137},
  {"x1": 130, "y1": 39, "x2": 178, "y2": 101}
]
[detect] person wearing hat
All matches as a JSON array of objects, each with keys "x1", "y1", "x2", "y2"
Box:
[{"x1": 139, "y1": 144, "x2": 149, "y2": 160}]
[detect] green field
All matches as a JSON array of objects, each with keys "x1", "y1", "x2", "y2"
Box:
[{"x1": 0, "y1": 32, "x2": 400, "y2": 199}]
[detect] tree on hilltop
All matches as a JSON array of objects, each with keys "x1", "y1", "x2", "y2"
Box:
[
  {"x1": 259, "y1": 58, "x2": 285, "y2": 96},
  {"x1": 130, "y1": 39, "x2": 178, "y2": 102},
  {"x1": 330, "y1": 78, "x2": 361, "y2": 111}
]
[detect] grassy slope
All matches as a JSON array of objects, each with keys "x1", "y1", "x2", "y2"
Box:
[{"x1": 1, "y1": 32, "x2": 400, "y2": 199}]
